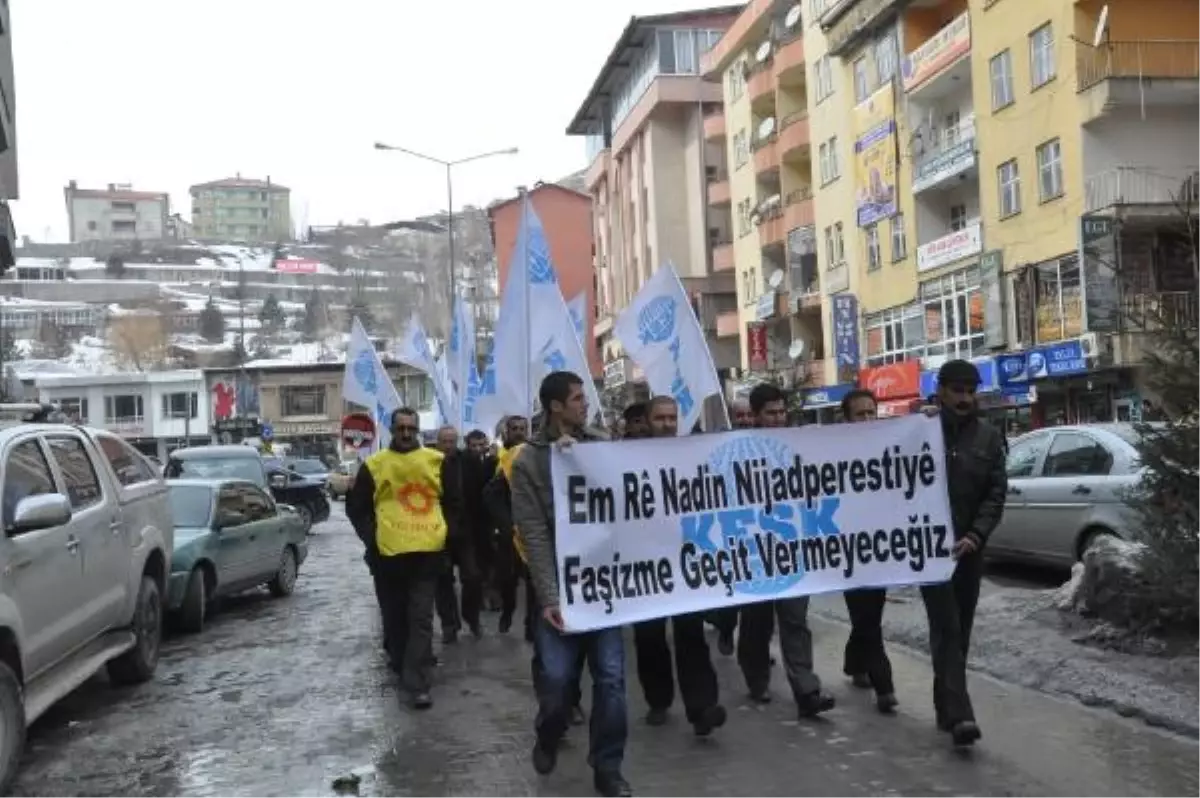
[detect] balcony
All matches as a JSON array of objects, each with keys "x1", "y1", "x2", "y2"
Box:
[
  {"x1": 105, "y1": 415, "x2": 146, "y2": 436},
  {"x1": 716, "y1": 310, "x2": 741, "y2": 338},
  {"x1": 911, "y1": 117, "x2": 977, "y2": 194},
  {"x1": 708, "y1": 177, "x2": 732, "y2": 206},
  {"x1": 901, "y1": 12, "x2": 971, "y2": 96},
  {"x1": 783, "y1": 187, "x2": 815, "y2": 230},
  {"x1": 777, "y1": 110, "x2": 811, "y2": 160},
  {"x1": 1075, "y1": 40, "x2": 1199, "y2": 124},
  {"x1": 752, "y1": 135, "x2": 779, "y2": 176},
  {"x1": 1121, "y1": 291, "x2": 1199, "y2": 332},
  {"x1": 916, "y1": 220, "x2": 982, "y2": 273},
  {"x1": 703, "y1": 112, "x2": 726, "y2": 141},
  {"x1": 747, "y1": 62, "x2": 776, "y2": 110},
  {"x1": 824, "y1": 262, "x2": 849, "y2": 294},
  {"x1": 773, "y1": 27, "x2": 806, "y2": 84},
  {"x1": 757, "y1": 201, "x2": 786, "y2": 249},
  {"x1": 712, "y1": 242, "x2": 735, "y2": 272},
  {"x1": 1084, "y1": 166, "x2": 1200, "y2": 213},
  {"x1": 793, "y1": 358, "x2": 828, "y2": 388}
]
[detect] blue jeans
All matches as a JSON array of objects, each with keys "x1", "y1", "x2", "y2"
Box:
[{"x1": 533, "y1": 618, "x2": 627, "y2": 774}]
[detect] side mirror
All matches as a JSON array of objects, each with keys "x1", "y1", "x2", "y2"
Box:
[
  {"x1": 268, "y1": 472, "x2": 288, "y2": 490},
  {"x1": 216, "y1": 511, "x2": 248, "y2": 529},
  {"x1": 12, "y1": 494, "x2": 73, "y2": 533}
]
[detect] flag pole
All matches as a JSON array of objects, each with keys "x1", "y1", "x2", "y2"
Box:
[
  {"x1": 520, "y1": 190, "x2": 532, "y2": 417},
  {"x1": 667, "y1": 261, "x2": 731, "y2": 431}
]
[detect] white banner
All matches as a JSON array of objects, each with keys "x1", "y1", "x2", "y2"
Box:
[{"x1": 550, "y1": 415, "x2": 955, "y2": 631}]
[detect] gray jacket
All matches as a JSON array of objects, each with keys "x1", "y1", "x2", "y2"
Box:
[{"x1": 511, "y1": 422, "x2": 609, "y2": 609}]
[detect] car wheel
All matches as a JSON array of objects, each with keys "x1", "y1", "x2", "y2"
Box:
[
  {"x1": 107, "y1": 575, "x2": 163, "y2": 685},
  {"x1": 296, "y1": 503, "x2": 313, "y2": 534},
  {"x1": 0, "y1": 661, "x2": 25, "y2": 795},
  {"x1": 178, "y1": 568, "x2": 207, "y2": 634},
  {"x1": 268, "y1": 546, "x2": 299, "y2": 597}
]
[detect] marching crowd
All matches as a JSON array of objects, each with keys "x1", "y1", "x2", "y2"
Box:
[{"x1": 346, "y1": 358, "x2": 1008, "y2": 798}]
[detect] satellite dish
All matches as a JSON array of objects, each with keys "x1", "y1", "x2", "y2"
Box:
[
  {"x1": 758, "y1": 117, "x2": 776, "y2": 140},
  {"x1": 1092, "y1": 4, "x2": 1109, "y2": 47},
  {"x1": 784, "y1": 4, "x2": 802, "y2": 29},
  {"x1": 749, "y1": 210, "x2": 762, "y2": 226},
  {"x1": 755, "y1": 41, "x2": 772, "y2": 63},
  {"x1": 788, "y1": 339, "x2": 805, "y2": 360},
  {"x1": 767, "y1": 269, "x2": 785, "y2": 290}
]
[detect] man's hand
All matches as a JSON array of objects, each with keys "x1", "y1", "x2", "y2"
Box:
[
  {"x1": 952, "y1": 536, "x2": 978, "y2": 559},
  {"x1": 555, "y1": 435, "x2": 578, "y2": 452},
  {"x1": 543, "y1": 605, "x2": 566, "y2": 632}
]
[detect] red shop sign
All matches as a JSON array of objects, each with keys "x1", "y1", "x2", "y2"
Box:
[
  {"x1": 747, "y1": 323, "x2": 768, "y2": 371},
  {"x1": 858, "y1": 360, "x2": 920, "y2": 400}
]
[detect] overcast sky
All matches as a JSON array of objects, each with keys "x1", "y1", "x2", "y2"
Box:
[{"x1": 11, "y1": 0, "x2": 709, "y2": 242}]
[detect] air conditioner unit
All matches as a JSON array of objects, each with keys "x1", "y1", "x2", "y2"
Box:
[
  {"x1": 1079, "y1": 332, "x2": 1100, "y2": 357},
  {"x1": 705, "y1": 165, "x2": 718, "y2": 179}
]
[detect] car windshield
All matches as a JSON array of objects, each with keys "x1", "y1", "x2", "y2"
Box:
[
  {"x1": 171, "y1": 457, "x2": 264, "y2": 487},
  {"x1": 168, "y1": 484, "x2": 213, "y2": 528},
  {"x1": 288, "y1": 459, "x2": 327, "y2": 474}
]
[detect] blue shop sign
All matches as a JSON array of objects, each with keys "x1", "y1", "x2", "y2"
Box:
[
  {"x1": 1028, "y1": 340, "x2": 1088, "y2": 379},
  {"x1": 995, "y1": 353, "x2": 1028, "y2": 385},
  {"x1": 802, "y1": 383, "x2": 855, "y2": 409},
  {"x1": 919, "y1": 358, "x2": 999, "y2": 398}
]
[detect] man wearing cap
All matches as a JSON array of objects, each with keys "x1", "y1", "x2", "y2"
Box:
[{"x1": 923, "y1": 359, "x2": 1008, "y2": 748}]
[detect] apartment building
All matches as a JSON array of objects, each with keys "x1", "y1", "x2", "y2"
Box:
[
  {"x1": 64, "y1": 181, "x2": 170, "y2": 242},
  {"x1": 0, "y1": 1, "x2": 16, "y2": 271},
  {"x1": 566, "y1": 6, "x2": 743, "y2": 397},
  {"x1": 190, "y1": 175, "x2": 292, "y2": 242},
  {"x1": 703, "y1": 0, "x2": 825, "y2": 392}
]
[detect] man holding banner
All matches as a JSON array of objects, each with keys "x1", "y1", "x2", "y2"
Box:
[{"x1": 511, "y1": 372, "x2": 630, "y2": 798}]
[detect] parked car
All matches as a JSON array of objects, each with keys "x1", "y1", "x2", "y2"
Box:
[
  {"x1": 0, "y1": 411, "x2": 173, "y2": 791},
  {"x1": 987, "y1": 423, "x2": 1148, "y2": 569},
  {"x1": 164, "y1": 446, "x2": 331, "y2": 533},
  {"x1": 283, "y1": 458, "x2": 331, "y2": 487},
  {"x1": 327, "y1": 460, "x2": 360, "y2": 501},
  {"x1": 164, "y1": 478, "x2": 308, "y2": 632}
]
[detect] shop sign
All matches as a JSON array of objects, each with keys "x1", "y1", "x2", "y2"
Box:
[
  {"x1": 917, "y1": 221, "x2": 982, "y2": 273},
  {"x1": 832, "y1": 293, "x2": 860, "y2": 383},
  {"x1": 858, "y1": 360, "x2": 920, "y2": 400},
  {"x1": 912, "y1": 139, "x2": 976, "y2": 194},
  {"x1": 213, "y1": 416, "x2": 261, "y2": 436},
  {"x1": 755, "y1": 293, "x2": 776, "y2": 321},
  {"x1": 995, "y1": 352, "x2": 1029, "y2": 385},
  {"x1": 801, "y1": 383, "x2": 854, "y2": 410},
  {"x1": 919, "y1": 358, "x2": 997, "y2": 397},
  {"x1": 1080, "y1": 215, "x2": 1119, "y2": 333},
  {"x1": 747, "y1": 323, "x2": 769, "y2": 371},
  {"x1": 1027, "y1": 340, "x2": 1087, "y2": 379},
  {"x1": 274, "y1": 258, "x2": 319, "y2": 274},
  {"x1": 272, "y1": 420, "x2": 339, "y2": 436},
  {"x1": 901, "y1": 12, "x2": 971, "y2": 93}
]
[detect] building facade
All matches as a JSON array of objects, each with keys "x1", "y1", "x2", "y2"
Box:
[
  {"x1": 63, "y1": 182, "x2": 170, "y2": 242},
  {"x1": 567, "y1": 6, "x2": 743, "y2": 399},
  {"x1": 0, "y1": 1, "x2": 17, "y2": 271},
  {"x1": 489, "y1": 182, "x2": 601, "y2": 376},
  {"x1": 190, "y1": 175, "x2": 292, "y2": 242}
]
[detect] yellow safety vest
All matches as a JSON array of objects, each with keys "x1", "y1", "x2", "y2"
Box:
[
  {"x1": 498, "y1": 443, "x2": 528, "y2": 564},
  {"x1": 364, "y1": 447, "x2": 447, "y2": 556}
]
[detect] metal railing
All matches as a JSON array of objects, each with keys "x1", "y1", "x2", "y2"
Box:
[
  {"x1": 1121, "y1": 291, "x2": 1199, "y2": 332},
  {"x1": 1083, "y1": 166, "x2": 1199, "y2": 211},
  {"x1": 1076, "y1": 39, "x2": 1199, "y2": 91},
  {"x1": 914, "y1": 116, "x2": 976, "y2": 168},
  {"x1": 785, "y1": 186, "x2": 813, "y2": 205}
]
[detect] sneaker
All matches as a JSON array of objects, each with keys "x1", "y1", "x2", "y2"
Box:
[
  {"x1": 570, "y1": 705, "x2": 587, "y2": 726},
  {"x1": 594, "y1": 771, "x2": 633, "y2": 797},
  {"x1": 410, "y1": 691, "x2": 433, "y2": 710},
  {"x1": 531, "y1": 741, "x2": 557, "y2": 775},
  {"x1": 645, "y1": 707, "x2": 669, "y2": 726},
  {"x1": 692, "y1": 704, "x2": 728, "y2": 737},
  {"x1": 717, "y1": 630, "x2": 734, "y2": 656},
  {"x1": 951, "y1": 720, "x2": 982, "y2": 747},
  {"x1": 796, "y1": 690, "x2": 835, "y2": 718},
  {"x1": 876, "y1": 693, "x2": 899, "y2": 714}
]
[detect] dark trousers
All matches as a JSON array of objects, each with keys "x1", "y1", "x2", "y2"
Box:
[
  {"x1": 533, "y1": 619, "x2": 626, "y2": 775},
  {"x1": 633, "y1": 613, "x2": 719, "y2": 723},
  {"x1": 709, "y1": 607, "x2": 738, "y2": 637},
  {"x1": 842, "y1": 588, "x2": 894, "y2": 696},
  {"x1": 435, "y1": 541, "x2": 482, "y2": 632},
  {"x1": 372, "y1": 551, "x2": 440, "y2": 694},
  {"x1": 495, "y1": 532, "x2": 522, "y2": 622},
  {"x1": 920, "y1": 550, "x2": 983, "y2": 726},
  {"x1": 737, "y1": 597, "x2": 821, "y2": 701}
]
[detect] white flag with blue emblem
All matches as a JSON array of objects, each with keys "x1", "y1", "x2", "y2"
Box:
[
  {"x1": 476, "y1": 196, "x2": 602, "y2": 424},
  {"x1": 394, "y1": 313, "x2": 453, "y2": 432},
  {"x1": 342, "y1": 317, "x2": 403, "y2": 452},
  {"x1": 447, "y1": 295, "x2": 483, "y2": 432},
  {"x1": 567, "y1": 292, "x2": 587, "y2": 343},
  {"x1": 614, "y1": 264, "x2": 724, "y2": 434}
]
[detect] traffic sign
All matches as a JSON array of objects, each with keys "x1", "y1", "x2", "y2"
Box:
[{"x1": 261, "y1": 423, "x2": 274, "y2": 441}]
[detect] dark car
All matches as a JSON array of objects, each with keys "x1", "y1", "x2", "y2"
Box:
[{"x1": 164, "y1": 445, "x2": 331, "y2": 532}]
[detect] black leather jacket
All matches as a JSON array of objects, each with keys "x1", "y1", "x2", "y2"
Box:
[{"x1": 941, "y1": 409, "x2": 1008, "y2": 546}]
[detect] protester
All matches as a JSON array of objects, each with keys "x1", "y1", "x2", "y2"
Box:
[
  {"x1": 838, "y1": 388, "x2": 898, "y2": 714},
  {"x1": 622, "y1": 402, "x2": 649, "y2": 440},
  {"x1": 512, "y1": 371, "x2": 630, "y2": 797},
  {"x1": 736, "y1": 383, "x2": 836, "y2": 719},
  {"x1": 431, "y1": 426, "x2": 467, "y2": 641},
  {"x1": 708, "y1": 396, "x2": 754, "y2": 657},
  {"x1": 631, "y1": 396, "x2": 728, "y2": 737},
  {"x1": 486, "y1": 415, "x2": 530, "y2": 636},
  {"x1": 463, "y1": 429, "x2": 501, "y2": 616},
  {"x1": 346, "y1": 407, "x2": 461, "y2": 710},
  {"x1": 923, "y1": 359, "x2": 1008, "y2": 748}
]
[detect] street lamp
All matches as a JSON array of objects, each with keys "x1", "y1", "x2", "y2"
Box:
[{"x1": 372, "y1": 142, "x2": 518, "y2": 306}]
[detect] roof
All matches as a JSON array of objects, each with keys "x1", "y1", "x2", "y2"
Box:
[
  {"x1": 168, "y1": 445, "x2": 261, "y2": 460},
  {"x1": 566, "y1": 4, "x2": 743, "y2": 135},
  {"x1": 190, "y1": 177, "x2": 290, "y2": 192},
  {"x1": 487, "y1": 181, "x2": 592, "y2": 214},
  {"x1": 65, "y1": 186, "x2": 168, "y2": 203},
  {"x1": 166, "y1": 477, "x2": 255, "y2": 490}
]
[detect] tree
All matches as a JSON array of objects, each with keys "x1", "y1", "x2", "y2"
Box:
[
  {"x1": 299, "y1": 289, "x2": 328, "y2": 339},
  {"x1": 105, "y1": 253, "x2": 126, "y2": 278},
  {"x1": 199, "y1": 299, "x2": 226, "y2": 343},
  {"x1": 250, "y1": 335, "x2": 274, "y2": 361},
  {"x1": 0, "y1": 326, "x2": 19, "y2": 367},
  {"x1": 258, "y1": 294, "x2": 286, "y2": 336},
  {"x1": 32, "y1": 318, "x2": 72, "y2": 360},
  {"x1": 108, "y1": 314, "x2": 169, "y2": 372}
]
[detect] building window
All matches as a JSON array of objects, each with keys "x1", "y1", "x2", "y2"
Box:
[
  {"x1": 989, "y1": 49, "x2": 1014, "y2": 110},
  {"x1": 45, "y1": 437, "x2": 103, "y2": 510},
  {"x1": 866, "y1": 224, "x2": 882, "y2": 271},
  {"x1": 87, "y1": 220, "x2": 98, "y2": 232},
  {"x1": 737, "y1": 198, "x2": 754, "y2": 238},
  {"x1": 1032, "y1": 255, "x2": 1083, "y2": 342},
  {"x1": 104, "y1": 395, "x2": 144, "y2": 423},
  {"x1": 864, "y1": 303, "x2": 924, "y2": 366},
  {"x1": 280, "y1": 386, "x2": 326, "y2": 417},
  {"x1": 853, "y1": 56, "x2": 870, "y2": 103},
  {"x1": 112, "y1": 220, "x2": 136, "y2": 234},
  {"x1": 729, "y1": 58, "x2": 746, "y2": 102},
  {"x1": 950, "y1": 204, "x2": 968, "y2": 231},
  {"x1": 161, "y1": 391, "x2": 198, "y2": 419},
  {"x1": 1029, "y1": 23, "x2": 1055, "y2": 89},
  {"x1": 733, "y1": 129, "x2": 749, "y2": 169},
  {"x1": 1036, "y1": 138, "x2": 1064, "y2": 202},
  {"x1": 813, "y1": 55, "x2": 834, "y2": 102},
  {"x1": 824, "y1": 225, "x2": 836, "y2": 267},
  {"x1": 59, "y1": 397, "x2": 88, "y2": 423},
  {"x1": 921, "y1": 267, "x2": 986, "y2": 360},
  {"x1": 874, "y1": 31, "x2": 898, "y2": 85},
  {"x1": 998, "y1": 159, "x2": 1021, "y2": 217},
  {"x1": 890, "y1": 214, "x2": 907, "y2": 261},
  {"x1": 833, "y1": 222, "x2": 845, "y2": 264},
  {"x1": 818, "y1": 137, "x2": 840, "y2": 184}
]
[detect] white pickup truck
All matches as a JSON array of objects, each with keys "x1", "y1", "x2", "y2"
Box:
[{"x1": 0, "y1": 407, "x2": 173, "y2": 791}]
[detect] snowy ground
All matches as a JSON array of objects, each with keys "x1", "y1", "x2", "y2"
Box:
[{"x1": 810, "y1": 575, "x2": 1200, "y2": 737}]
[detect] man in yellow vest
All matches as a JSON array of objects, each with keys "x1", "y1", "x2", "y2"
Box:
[{"x1": 347, "y1": 406, "x2": 462, "y2": 710}]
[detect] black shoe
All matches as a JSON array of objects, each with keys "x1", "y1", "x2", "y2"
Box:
[
  {"x1": 876, "y1": 693, "x2": 899, "y2": 714},
  {"x1": 410, "y1": 691, "x2": 432, "y2": 710},
  {"x1": 594, "y1": 771, "x2": 633, "y2": 797},
  {"x1": 443, "y1": 628, "x2": 459, "y2": 645},
  {"x1": 531, "y1": 741, "x2": 557, "y2": 775},
  {"x1": 570, "y1": 705, "x2": 587, "y2": 726},
  {"x1": 499, "y1": 613, "x2": 513, "y2": 634},
  {"x1": 796, "y1": 690, "x2": 835, "y2": 718},
  {"x1": 717, "y1": 630, "x2": 734, "y2": 656},
  {"x1": 645, "y1": 707, "x2": 669, "y2": 726},
  {"x1": 748, "y1": 685, "x2": 771, "y2": 704},
  {"x1": 850, "y1": 673, "x2": 872, "y2": 689},
  {"x1": 468, "y1": 620, "x2": 483, "y2": 639},
  {"x1": 692, "y1": 704, "x2": 727, "y2": 737},
  {"x1": 951, "y1": 720, "x2": 981, "y2": 747}
]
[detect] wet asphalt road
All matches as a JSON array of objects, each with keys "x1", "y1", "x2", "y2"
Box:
[{"x1": 12, "y1": 506, "x2": 1197, "y2": 797}]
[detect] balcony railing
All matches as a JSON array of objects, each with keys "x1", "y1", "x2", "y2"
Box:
[
  {"x1": 914, "y1": 115, "x2": 975, "y2": 168},
  {"x1": 1121, "y1": 291, "x2": 1199, "y2": 332},
  {"x1": 1076, "y1": 40, "x2": 1199, "y2": 91},
  {"x1": 1084, "y1": 166, "x2": 1200, "y2": 212},
  {"x1": 780, "y1": 110, "x2": 809, "y2": 130}
]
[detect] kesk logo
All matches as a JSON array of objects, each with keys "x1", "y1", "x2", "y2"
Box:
[
  {"x1": 637, "y1": 296, "x2": 677, "y2": 345},
  {"x1": 528, "y1": 246, "x2": 556, "y2": 284},
  {"x1": 353, "y1": 350, "x2": 378, "y2": 394},
  {"x1": 396, "y1": 482, "x2": 437, "y2": 515}
]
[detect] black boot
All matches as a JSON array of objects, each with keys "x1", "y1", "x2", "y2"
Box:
[{"x1": 594, "y1": 771, "x2": 633, "y2": 797}]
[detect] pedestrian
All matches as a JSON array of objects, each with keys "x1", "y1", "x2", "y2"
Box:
[
  {"x1": 838, "y1": 388, "x2": 898, "y2": 714},
  {"x1": 736, "y1": 383, "x2": 836, "y2": 719},
  {"x1": 632, "y1": 395, "x2": 728, "y2": 737},
  {"x1": 432, "y1": 425, "x2": 485, "y2": 640},
  {"x1": 708, "y1": 396, "x2": 754, "y2": 657},
  {"x1": 512, "y1": 371, "x2": 630, "y2": 797},
  {"x1": 463, "y1": 429, "x2": 501, "y2": 613},
  {"x1": 922, "y1": 359, "x2": 1008, "y2": 748},
  {"x1": 346, "y1": 407, "x2": 461, "y2": 710},
  {"x1": 486, "y1": 415, "x2": 532, "y2": 637},
  {"x1": 622, "y1": 402, "x2": 649, "y2": 440}
]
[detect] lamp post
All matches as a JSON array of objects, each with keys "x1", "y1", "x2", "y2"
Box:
[{"x1": 372, "y1": 142, "x2": 518, "y2": 307}]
